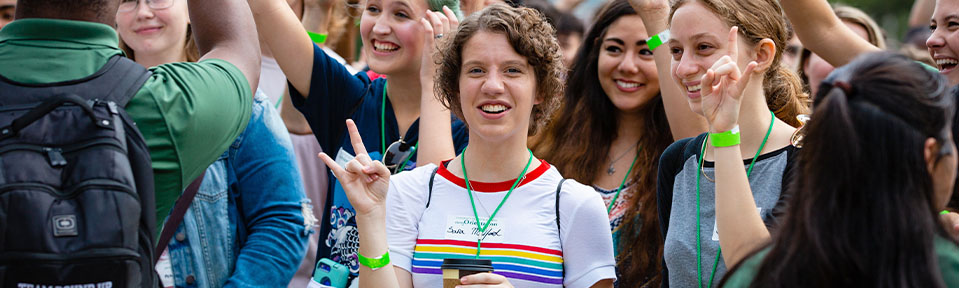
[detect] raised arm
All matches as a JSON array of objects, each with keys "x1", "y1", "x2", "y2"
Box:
[
  {"x1": 190, "y1": 0, "x2": 262, "y2": 92},
  {"x1": 417, "y1": 8, "x2": 460, "y2": 166},
  {"x1": 630, "y1": 0, "x2": 707, "y2": 140},
  {"x1": 249, "y1": 0, "x2": 316, "y2": 96},
  {"x1": 780, "y1": 0, "x2": 879, "y2": 67}
]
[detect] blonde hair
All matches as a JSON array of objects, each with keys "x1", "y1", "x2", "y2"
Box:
[{"x1": 120, "y1": 24, "x2": 200, "y2": 63}]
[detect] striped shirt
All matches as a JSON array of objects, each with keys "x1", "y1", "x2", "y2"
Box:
[{"x1": 386, "y1": 162, "x2": 616, "y2": 288}]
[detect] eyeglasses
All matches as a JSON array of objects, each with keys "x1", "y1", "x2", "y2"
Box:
[
  {"x1": 118, "y1": 0, "x2": 174, "y2": 13},
  {"x1": 383, "y1": 139, "x2": 417, "y2": 174}
]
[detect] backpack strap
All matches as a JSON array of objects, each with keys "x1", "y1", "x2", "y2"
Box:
[
  {"x1": 556, "y1": 179, "x2": 567, "y2": 279},
  {"x1": 426, "y1": 167, "x2": 439, "y2": 208},
  {"x1": 97, "y1": 55, "x2": 152, "y2": 107},
  {"x1": 154, "y1": 171, "x2": 206, "y2": 262}
]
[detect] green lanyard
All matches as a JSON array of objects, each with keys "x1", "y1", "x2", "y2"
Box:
[
  {"x1": 461, "y1": 147, "x2": 534, "y2": 258},
  {"x1": 607, "y1": 147, "x2": 641, "y2": 213},
  {"x1": 380, "y1": 80, "x2": 416, "y2": 172},
  {"x1": 694, "y1": 110, "x2": 774, "y2": 288}
]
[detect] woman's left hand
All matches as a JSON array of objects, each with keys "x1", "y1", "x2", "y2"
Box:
[
  {"x1": 456, "y1": 273, "x2": 514, "y2": 288},
  {"x1": 700, "y1": 26, "x2": 759, "y2": 133}
]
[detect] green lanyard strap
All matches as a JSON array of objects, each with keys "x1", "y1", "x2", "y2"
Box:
[
  {"x1": 607, "y1": 147, "x2": 641, "y2": 213},
  {"x1": 695, "y1": 110, "x2": 774, "y2": 288},
  {"x1": 461, "y1": 147, "x2": 534, "y2": 258}
]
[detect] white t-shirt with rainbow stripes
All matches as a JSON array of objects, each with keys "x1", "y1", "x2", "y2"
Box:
[{"x1": 386, "y1": 161, "x2": 616, "y2": 288}]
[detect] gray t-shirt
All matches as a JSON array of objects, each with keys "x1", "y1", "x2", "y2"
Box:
[{"x1": 656, "y1": 133, "x2": 797, "y2": 288}]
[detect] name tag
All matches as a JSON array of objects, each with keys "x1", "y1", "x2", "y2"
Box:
[
  {"x1": 155, "y1": 249, "x2": 174, "y2": 288},
  {"x1": 445, "y1": 216, "x2": 506, "y2": 243},
  {"x1": 334, "y1": 147, "x2": 355, "y2": 170},
  {"x1": 712, "y1": 208, "x2": 761, "y2": 241}
]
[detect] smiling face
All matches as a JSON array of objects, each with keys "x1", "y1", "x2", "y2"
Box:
[
  {"x1": 597, "y1": 15, "x2": 660, "y2": 114},
  {"x1": 360, "y1": 0, "x2": 428, "y2": 76},
  {"x1": 668, "y1": 1, "x2": 753, "y2": 115},
  {"x1": 116, "y1": 0, "x2": 190, "y2": 58},
  {"x1": 928, "y1": 0, "x2": 959, "y2": 85},
  {"x1": 458, "y1": 31, "x2": 538, "y2": 142}
]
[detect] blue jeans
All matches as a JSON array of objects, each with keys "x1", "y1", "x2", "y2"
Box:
[{"x1": 167, "y1": 92, "x2": 311, "y2": 287}]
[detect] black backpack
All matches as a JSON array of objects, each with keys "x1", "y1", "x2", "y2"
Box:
[{"x1": 0, "y1": 55, "x2": 158, "y2": 288}]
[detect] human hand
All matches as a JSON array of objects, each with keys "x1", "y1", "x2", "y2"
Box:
[
  {"x1": 317, "y1": 120, "x2": 392, "y2": 216},
  {"x1": 456, "y1": 272, "x2": 514, "y2": 288},
  {"x1": 627, "y1": 0, "x2": 669, "y2": 14},
  {"x1": 941, "y1": 211, "x2": 959, "y2": 241},
  {"x1": 420, "y1": 6, "x2": 459, "y2": 84},
  {"x1": 700, "y1": 26, "x2": 758, "y2": 133}
]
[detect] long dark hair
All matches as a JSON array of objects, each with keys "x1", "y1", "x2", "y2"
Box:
[
  {"x1": 532, "y1": 0, "x2": 672, "y2": 285},
  {"x1": 724, "y1": 52, "x2": 955, "y2": 287}
]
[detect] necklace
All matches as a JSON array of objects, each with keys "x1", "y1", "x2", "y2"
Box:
[
  {"x1": 694, "y1": 110, "x2": 774, "y2": 288},
  {"x1": 607, "y1": 142, "x2": 640, "y2": 175},
  {"x1": 607, "y1": 149, "x2": 640, "y2": 213},
  {"x1": 461, "y1": 147, "x2": 534, "y2": 258}
]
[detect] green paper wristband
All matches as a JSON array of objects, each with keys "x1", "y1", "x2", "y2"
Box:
[
  {"x1": 307, "y1": 31, "x2": 328, "y2": 45},
  {"x1": 942, "y1": 210, "x2": 951, "y2": 215},
  {"x1": 647, "y1": 30, "x2": 670, "y2": 52},
  {"x1": 358, "y1": 250, "x2": 391, "y2": 270},
  {"x1": 709, "y1": 126, "x2": 741, "y2": 147}
]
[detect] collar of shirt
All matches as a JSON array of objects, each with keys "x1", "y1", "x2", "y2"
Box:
[{"x1": 0, "y1": 18, "x2": 119, "y2": 49}]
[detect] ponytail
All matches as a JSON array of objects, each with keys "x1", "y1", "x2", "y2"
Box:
[{"x1": 764, "y1": 64, "x2": 809, "y2": 127}]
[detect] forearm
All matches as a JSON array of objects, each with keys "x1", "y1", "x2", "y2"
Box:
[
  {"x1": 190, "y1": 0, "x2": 261, "y2": 91},
  {"x1": 417, "y1": 82, "x2": 456, "y2": 166},
  {"x1": 227, "y1": 210, "x2": 309, "y2": 287},
  {"x1": 249, "y1": 0, "x2": 315, "y2": 96},
  {"x1": 713, "y1": 145, "x2": 769, "y2": 266},
  {"x1": 638, "y1": 8, "x2": 707, "y2": 140},
  {"x1": 356, "y1": 211, "x2": 403, "y2": 288},
  {"x1": 302, "y1": 1, "x2": 331, "y2": 35},
  {"x1": 909, "y1": 0, "x2": 935, "y2": 28},
  {"x1": 780, "y1": 0, "x2": 879, "y2": 67}
]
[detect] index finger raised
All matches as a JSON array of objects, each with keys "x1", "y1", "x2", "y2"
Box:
[
  {"x1": 346, "y1": 119, "x2": 369, "y2": 156},
  {"x1": 727, "y1": 26, "x2": 739, "y2": 61}
]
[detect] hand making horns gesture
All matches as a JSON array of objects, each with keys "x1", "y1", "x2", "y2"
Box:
[
  {"x1": 700, "y1": 26, "x2": 759, "y2": 133},
  {"x1": 318, "y1": 120, "x2": 392, "y2": 216}
]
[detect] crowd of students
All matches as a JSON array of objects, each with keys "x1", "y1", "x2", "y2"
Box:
[{"x1": 2, "y1": 0, "x2": 959, "y2": 287}]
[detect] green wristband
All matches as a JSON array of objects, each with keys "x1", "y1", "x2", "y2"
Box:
[
  {"x1": 358, "y1": 250, "x2": 391, "y2": 270},
  {"x1": 647, "y1": 30, "x2": 670, "y2": 52},
  {"x1": 307, "y1": 31, "x2": 328, "y2": 45},
  {"x1": 709, "y1": 125, "x2": 741, "y2": 147},
  {"x1": 942, "y1": 210, "x2": 951, "y2": 215}
]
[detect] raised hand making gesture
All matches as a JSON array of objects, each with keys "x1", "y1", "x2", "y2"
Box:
[
  {"x1": 700, "y1": 26, "x2": 759, "y2": 133},
  {"x1": 318, "y1": 120, "x2": 392, "y2": 216}
]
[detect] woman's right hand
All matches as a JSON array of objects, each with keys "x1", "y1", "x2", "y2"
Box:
[{"x1": 318, "y1": 119, "x2": 392, "y2": 216}]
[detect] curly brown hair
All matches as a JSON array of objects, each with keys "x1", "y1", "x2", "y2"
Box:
[{"x1": 434, "y1": 3, "x2": 564, "y2": 135}]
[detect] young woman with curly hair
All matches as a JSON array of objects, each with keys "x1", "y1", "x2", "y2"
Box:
[{"x1": 319, "y1": 4, "x2": 617, "y2": 287}]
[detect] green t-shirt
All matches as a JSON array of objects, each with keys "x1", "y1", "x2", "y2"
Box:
[
  {"x1": 0, "y1": 19, "x2": 252, "y2": 235},
  {"x1": 723, "y1": 236, "x2": 959, "y2": 287}
]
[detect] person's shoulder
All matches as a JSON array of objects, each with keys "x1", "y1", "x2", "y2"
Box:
[
  {"x1": 934, "y1": 236, "x2": 959, "y2": 274},
  {"x1": 663, "y1": 133, "x2": 705, "y2": 160},
  {"x1": 554, "y1": 176, "x2": 604, "y2": 210},
  {"x1": 721, "y1": 247, "x2": 770, "y2": 288},
  {"x1": 391, "y1": 163, "x2": 439, "y2": 190},
  {"x1": 144, "y1": 59, "x2": 250, "y2": 96}
]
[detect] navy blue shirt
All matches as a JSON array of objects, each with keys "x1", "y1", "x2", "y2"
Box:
[{"x1": 291, "y1": 44, "x2": 469, "y2": 278}]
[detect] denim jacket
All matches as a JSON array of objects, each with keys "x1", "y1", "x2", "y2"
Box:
[{"x1": 166, "y1": 92, "x2": 311, "y2": 287}]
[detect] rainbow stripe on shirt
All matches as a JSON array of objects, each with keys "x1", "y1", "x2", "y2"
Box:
[{"x1": 410, "y1": 239, "x2": 565, "y2": 285}]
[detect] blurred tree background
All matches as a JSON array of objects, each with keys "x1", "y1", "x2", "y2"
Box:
[{"x1": 829, "y1": 0, "x2": 918, "y2": 48}]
